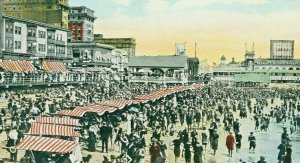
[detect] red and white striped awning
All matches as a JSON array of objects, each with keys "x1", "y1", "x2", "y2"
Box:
[
  {"x1": 18, "y1": 60, "x2": 35, "y2": 72},
  {"x1": 16, "y1": 136, "x2": 78, "y2": 154},
  {"x1": 57, "y1": 110, "x2": 73, "y2": 116},
  {"x1": 42, "y1": 61, "x2": 69, "y2": 73},
  {"x1": 58, "y1": 105, "x2": 116, "y2": 117},
  {"x1": 132, "y1": 99, "x2": 149, "y2": 104},
  {"x1": 0, "y1": 60, "x2": 22, "y2": 72},
  {"x1": 35, "y1": 116, "x2": 80, "y2": 126},
  {"x1": 99, "y1": 99, "x2": 133, "y2": 109},
  {"x1": 28, "y1": 123, "x2": 80, "y2": 137}
]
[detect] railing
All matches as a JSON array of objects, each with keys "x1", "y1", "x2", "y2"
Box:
[
  {"x1": 47, "y1": 39, "x2": 56, "y2": 44},
  {"x1": 129, "y1": 76, "x2": 185, "y2": 83},
  {"x1": 55, "y1": 40, "x2": 66, "y2": 45},
  {"x1": 0, "y1": 75, "x2": 105, "y2": 87},
  {"x1": 270, "y1": 76, "x2": 300, "y2": 81}
]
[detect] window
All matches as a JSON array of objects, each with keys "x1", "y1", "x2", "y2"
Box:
[
  {"x1": 5, "y1": 40, "x2": 15, "y2": 49},
  {"x1": 56, "y1": 46, "x2": 65, "y2": 54},
  {"x1": 14, "y1": 41, "x2": 21, "y2": 49},
  {"x1": 5, "y1": 40, "x2": 9, "y2": 49},
  {"x1": 48, "y1": 44, "x2": 55, "y2": 52},
  {"x1": 38, "y1": 44, "x2": 46, "y2": 52},
  {"x1": 48, "y1": 32, "x2": 55, "y2": 40},
  {"x1": 38, "y1": 31, "x2": 46, "y2": 38},
  {"x1": 15, "y1": 26, "x2": 21, "y2": 35},
  {"x1": 28, "y1": 28, "x2": 36, "y2": 37},
  {"x1": 27, "y1": 42, "x2": 36, "y2": 51}
]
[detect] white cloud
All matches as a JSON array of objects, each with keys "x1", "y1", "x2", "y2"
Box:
[
  {"x1": 113, "y1": 0, "x2": 134, "y2": 6},
  {"x1": 145, "y1": 0, "x2": 171, "y2": 13},
  {"x1": 173, "y1": 0, "x2": 269, "y2": 10}
]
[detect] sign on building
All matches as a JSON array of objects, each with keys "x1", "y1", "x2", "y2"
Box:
[
  {"x1": 270, "y1": 40, "x2": 294, "y2": 59},
  {"x1": 175, "y1": 42, "x2": 187, "y2": 56}
]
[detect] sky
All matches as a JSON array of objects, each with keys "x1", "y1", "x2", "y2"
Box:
[{"x1": 70, "y1": 0, "x2": 300, "y2": 64}]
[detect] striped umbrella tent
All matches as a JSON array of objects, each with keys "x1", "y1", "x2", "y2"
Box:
[
  {"x1": 99, "y1": 99, "x2": 133, "y2": 109},
  {"x1": 27, "y1": 123, "x2": 80, "y2": 137},
  {"x1": 16, "y1": 136, "x2": 78, "y2": 154},
  {"x1": 35, "y1": 116, "x2": 80, "y2": 126}
]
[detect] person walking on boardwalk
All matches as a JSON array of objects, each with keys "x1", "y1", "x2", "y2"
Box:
[
  {"x1": 248, "y1": 132, "x2": 256, "y2": 151},
  {"x1": 226, "y1": 131, "x2": 235, "y2": 157},
  {"x1": 211, "y1": 129, "x2": 219, "y2": 155}
]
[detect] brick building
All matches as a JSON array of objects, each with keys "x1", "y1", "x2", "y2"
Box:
[
  {"x1": 69, "y1": 6, "x2": 96, "y2": 42},
  {"x1": 2, "y1": 0, "x2": 69, "y2": 28}
]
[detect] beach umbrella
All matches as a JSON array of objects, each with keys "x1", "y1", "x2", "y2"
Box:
[{"x1": 129, "y1": 107, "x2": 139, "y2": 113}]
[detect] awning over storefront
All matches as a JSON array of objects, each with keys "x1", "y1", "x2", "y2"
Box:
[
  {"x1": 35, "y1": 116, "x2": 80, "y2": 126},
  {"x1": 27, "y1": 123, "x2": 80, "y2": 137},
  {"x1": 0, "y1": 60, "x2": 35, "y2": 73},
  {"x1": 42, "y1": 61, "x2": 69, "y2": 73},
  {"x1": 16, "y1": 136, "x2": 78, "y2": 154},
  {"x1": 18, "y1": 60, "x2": 35, "y2": 72}
]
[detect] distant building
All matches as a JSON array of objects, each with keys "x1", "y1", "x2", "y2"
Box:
[
  {"x1": 127, "y1": 55, "x2": 199, "y2": 85},
  {"x1": 211, "y1": 40, "x2": 300, "y2": 83},
  {"x1": 1, "y1": 14, "x2": 72, "y2": 62},
  {"x1": 69, "y1": 6, "x2": 97, "y2": 42},
  {"x1": 3, "y1": 0, "x2": 69, "y2": 28},
  {"x1": 69, "y1": 42, "x2": 115, "y2": 68},
  {"x1": 270, "y1": 40, "x2": 294, "y2": 60},
  {"x1": 95, "y1": 37, "x2": 136, "y2": 57},
  {"x1": 213, "y1": 56, "x2": 243, "y2": 82}
]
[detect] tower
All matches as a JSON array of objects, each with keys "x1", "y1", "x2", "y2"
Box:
[
  {"x1": 221, "y1": 55, "x2": 226, "y2": 65},
  {"x1": 245, "y1": 43, "x2": 255, "y2": 70}
]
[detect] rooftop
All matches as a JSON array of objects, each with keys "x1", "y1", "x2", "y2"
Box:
[
  {"x1": 3, "y1": 14, "x2": 70, "y2": 31},
  {"x1": 128, "y1": 55, "x2": 188, "y2": 68}
]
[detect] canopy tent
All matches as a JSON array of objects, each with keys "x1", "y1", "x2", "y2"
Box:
[
  {"x1": 42, "y1": 61, "x2": 69, "y2": 73},
  {"x1": 57, "y1": 105, "x2": 116, "y2": 117},
  {"x1": 58, "y1": 85, "x2": 204, "y2": 117},
  {"x1": 27, "y1": 123, "x2": 80, "y2": 137},
  {"x1": 0, "y1": 60, "x2": 35, "y2": 73},
  {"x1": 16, "y1": 136, "x2": 78, "y2": 154},
  {"x1": 57, "y1": 110, "x2": 73, "y2": 116},
  {"x1": 35, "y1": 116, "x2": 80, "y2": 126},
  {"x1": 234, "y1": 74, "x2": 271, "y2": 83},
  {"x1": 99, "y1": 99, "x2": 133, "y2": 109}
]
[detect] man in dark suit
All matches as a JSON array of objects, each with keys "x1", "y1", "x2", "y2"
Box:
[{"x1": 100, "y1": 122, "x2": 112, "y2": 153}]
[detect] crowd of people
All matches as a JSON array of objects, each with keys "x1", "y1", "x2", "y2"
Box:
[{"x1": 0, "y1": 82, "x2": 299, "y2": 163}]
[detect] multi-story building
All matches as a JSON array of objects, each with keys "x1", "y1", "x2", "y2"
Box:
[
  {"x1": 94, "y1": 37, "x2": 136, "y2": 57},
  {"x1": 1, "y1": 14, "x2": 72, "y2": 62},
  {"x1": 0, "y1": 0, "x2": 3, "y2": 58},
  {"x1": 69, "y1": 42, "x2": 115, "y2": 68},
  {"x1": 2, "y1": 0, "x2": 69, "y2": 28},
  {"x1": 69, "y1": 6, "x2": 96, "y2": 42}
]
